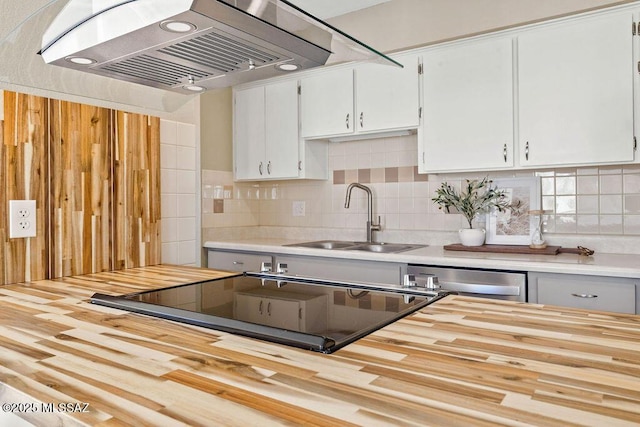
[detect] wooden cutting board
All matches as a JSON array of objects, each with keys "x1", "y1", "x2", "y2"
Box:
[{"x1": 444, "y1": 244, "x2": 562, "y2": 255}]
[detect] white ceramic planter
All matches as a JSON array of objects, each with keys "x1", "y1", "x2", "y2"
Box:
[{"x1": 459, "y1": 228, "x2": 485, "y2": 246}]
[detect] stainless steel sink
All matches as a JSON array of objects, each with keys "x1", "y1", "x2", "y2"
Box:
[
  {"x1": 346, "y1": 243, "x2": 424, "y2": 253},
  {"x1": 286, "y1": 240, "x2": 359, "y2": 250},
  {"x1": 285, "y1": 240, "x2": 425, "y2": 253}
]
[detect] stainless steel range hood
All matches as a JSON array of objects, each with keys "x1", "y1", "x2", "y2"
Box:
[{"x1": 40, "y1": 0, "x2": 400, "y2": 94}]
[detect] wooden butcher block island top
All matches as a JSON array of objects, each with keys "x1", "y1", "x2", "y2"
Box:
[{"x1": 1, "y1": 265, "x2": 639, "y2": 426}]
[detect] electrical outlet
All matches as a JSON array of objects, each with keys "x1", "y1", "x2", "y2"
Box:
[
  {"x1": 292, "y1": 201, "x2": 306, "y2": 217},
  {"x1": 9, "y1": 200, "x2": 36, "y2": 238}
]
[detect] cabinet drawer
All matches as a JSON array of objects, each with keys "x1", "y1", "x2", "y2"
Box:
[
  {"x1": 208, "y1": 251, "x2": 272, "y2": 273},
  {"x1": 536, "y1": 276, "x2": 636, "y2": 314}
]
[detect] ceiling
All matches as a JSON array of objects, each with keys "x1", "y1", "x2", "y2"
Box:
[{"x1": 289, "y1": 0, "x2": 391, "y2": 19}]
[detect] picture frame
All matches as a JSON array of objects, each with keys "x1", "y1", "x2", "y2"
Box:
[{"x1": 485, "y1": 177, "x2": 541, "y2": 245}]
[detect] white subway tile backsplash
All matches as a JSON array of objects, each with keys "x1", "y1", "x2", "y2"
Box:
[
  {"x1": 176, "y1": 146, "x2": 197, "y2": 170},
  {"x1": 160, "y1": 120, "x2": 177, "y2": 145},
  {"x1": 577, "y1": 195, "x2": 598, "y2": 214},
  {"x1": 162, "y1": 218, "x2": 178, "y2": 243},
  {"x1": 600, "y1": 195, "x2": 623, "y2": 214},
  {"x1": 623, "y1": 174, "x2": 640, "y2": 193},
  {"x1": 178, "y1": 240, "x2": 197, "y2": 264},
  {"x1": 176, "y1": 170, "x2": 197, "y2": 194},
  {"x1": 555, "y1": 177, "x2": 576, "y2": 195},
  {"x1": 177, "y1": 194, "x2": 196, "y2": 217},
  {"x1": 161, "y1": 169, "x2": 177, "y2": 194},
  {"x1": 162, "y1": 119, "x2": 200, "y2": 267},
  {"x1": 161, "y1": 194, "x2": 178, "y2": 219},
  {"x1": 599, "y1": 174, "x2": 622, "y2": 194},
  {"x1": 177, "y1": 217, "x2": 197, "y2": 241},
  {"x1": 161, "y1": 242, "x2": 179, "y2": 264},
  {"x1": 624, "y1": 195, "x2": 640, "y2": 214},
  {"x1": 577, "y1": 175, "x2": 599, "y2": 194},
  {"x1": 200, "y1": 134, "x2": 640, "y2": 241},
  {"x1": 160, "y1": 144, "x2": 177, "y2": 169},
  {"x1": 177, "y1": 123, "x2": 196, "y2": 147},
  {"x1": 599, "y1": 215, "x2": 623, "y2": 234}
]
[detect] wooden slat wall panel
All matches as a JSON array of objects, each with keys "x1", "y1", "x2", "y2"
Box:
[
  {"x1": 0, "y1": 91, "x2": 161, "y2": 285},
  {"x1": 49, "y1": 99, "x2": 113, "y2": 278},
  {"x1": 114, "y1": 112, "x2": 161, "y2": 269},
  {"x1": 0, "y1": 92, "x2": 48, "y2": 284}
]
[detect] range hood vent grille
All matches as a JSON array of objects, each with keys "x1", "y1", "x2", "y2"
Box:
[
  {"x1": 160, "y1": 32, "x2": 284, "y2": 74},
  {"x1": 100, "y1": 54, "x2": 212, "y2": 87}
]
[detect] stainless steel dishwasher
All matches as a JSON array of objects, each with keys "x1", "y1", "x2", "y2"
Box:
[{"x1": 406, "y1": 265, "x2": 527, "y2": 302}]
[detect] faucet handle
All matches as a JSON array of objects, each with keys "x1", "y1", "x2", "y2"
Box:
[{"x1": 372, "y1": 215, "x2": 382, "y2": 230}]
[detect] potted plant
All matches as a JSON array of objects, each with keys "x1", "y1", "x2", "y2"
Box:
[{"x1": 432, "y1": 177, "x2": 512, "y2": 246}]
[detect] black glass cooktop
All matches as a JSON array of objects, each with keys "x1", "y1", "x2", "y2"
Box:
[{"x1": 91, "y1": 272, "x2": 450, "y2": 353}]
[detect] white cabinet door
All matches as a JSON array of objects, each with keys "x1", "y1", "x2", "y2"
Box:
[
  {"x1": 300, "y1": 67, "x2": 354, "y2": 138},
  {"x1": 234, "y1": 86, "x2": 265, "y2": 180},
  {"x1": 263, "y1": 297, "x2": 301, "y2": 330},
  {"x1": 235, "y1": 81, "x2": 301, "y2": 180},
  {"x1": 420, "y1": 37, "x2": 514, "y2": 173},
  {"x1": 265, "y1": 80, "x2": 300, "y2": 179},
  {"x1": 355, "y1": 53, "x2": 420, "y2": 133},
  {"x1": 518, "y1": 12, "x2": 634, "y2": 167},
  {"x1": 234, "y1": 293, "x2": 265, "y2": 324}
]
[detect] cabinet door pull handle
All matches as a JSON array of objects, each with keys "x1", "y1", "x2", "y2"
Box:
[
  {"x1": 232, "y1": 261, "x2": 244, "y2": 265},
  {"x1": 267, "y1": 302, "x2": 271, "y2": 316},
  {"x1": 298, "y1": 160, "x2": 302, "y2": 171},
  {"x1": 259, "y1": 162, "x2": 263, "y2": 175},
  {"x1": 503, "y1": 144, "x2": 507, "y2": 162},
  {"x1": 360, "y1": 112, "x2": 364, "y2": 128},
  {"x1": 525, "y1": 141, "x2": 529, "y2": 161},
  {"x1": 299, "y1": 308, "x2": 302, "y2": 319},
  {"x1": 346, "y1": 113, "x2": 350, "y2": 129},
  {"x1": 267, "y1": 161, "x2": 272, "y2": 175},
  {"x1": 259, "y1": 300, "x2": 263, "y2": 314},
  {"x1": 571, "y1": 293, "x2": 598, "y2": 298}
]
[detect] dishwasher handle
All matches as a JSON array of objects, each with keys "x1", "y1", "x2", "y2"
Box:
[{"x1": 436, "y1": 281, "x2": 521, "y2": 296}]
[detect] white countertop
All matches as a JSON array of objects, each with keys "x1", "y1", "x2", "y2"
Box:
[{"x1": 204, "y1": 238, "x2": 640, "y2": 278}]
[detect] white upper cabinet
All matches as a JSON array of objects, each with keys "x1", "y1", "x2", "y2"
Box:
[
  {"x1": 420, "y1": 37, "x2": 514, "y2": 173},
  {"x1": 300, "y1": 54, "x2": 421, "y2": 139},
  {"x1": 355, "y1": 53, "x2": 421, "y2": 133},
  {"x1": 234, "y1": 80, "x2": 299, "y2": 180},
  {"x1": 517, "y1": 11, "x2": 635, "y2": 167},
  {"x1": 300, "y1": 68, "x2": 355, "y2": 139},
  {"x1": 234, "y1": 85, "x2": 266, "y2": 180},
  {"x1": 265, "y1": 80, "x2": 300, "y2": 178},
  {"x1": 234, "y1": 79, "x2": 328, "y2": 181}
]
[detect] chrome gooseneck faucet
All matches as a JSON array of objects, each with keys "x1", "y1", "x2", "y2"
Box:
[{"x1": 344, "y1": 183, "x2": 381, "y2": 242}]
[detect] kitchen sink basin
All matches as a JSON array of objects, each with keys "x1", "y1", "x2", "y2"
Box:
[
  {"x1": 286, "y1": 240, "x2": 359, "y2": 250},
  {"x1": 346, "y1": 243, "x2": 424, "y2": 253},
  {"x1": 285, "y1": 240, "x2": 425, "y2": 253}
]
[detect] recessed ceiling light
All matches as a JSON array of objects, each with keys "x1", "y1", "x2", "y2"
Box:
[
  {"x1": 183, "y1": 85, "x2": 205, "y2": 92},
  {"x1": 276, "y1": 63, "x2": 299, "y2": 72},
  {"x1": 65, "y1": 56, "x2": 96, "y2": 65},
  {"x1": 160, "y1": 20, "x2": 196, "y2": 33}
]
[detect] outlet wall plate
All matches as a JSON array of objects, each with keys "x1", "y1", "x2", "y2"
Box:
[
  {"x1": 292, "y1": 201, "x2": 306, "y2": 217},
  {"x1": 9, "y1": 200, "x2": 37, "y2": 238}
]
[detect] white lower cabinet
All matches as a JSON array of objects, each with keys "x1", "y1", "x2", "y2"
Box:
[
  {"x1": 207, "y1": 251, "x2": 272, "y2": 273},
  {"x1": 528, "y1": 272, "x2": 637, "y2": 314},
  {"x1": 234, "y1": 288, "x2": 327, "y2": 333}
]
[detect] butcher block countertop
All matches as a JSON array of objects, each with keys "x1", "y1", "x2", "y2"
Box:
[{"x1": 1, "y1": 265, "x2": 639, "y2": 426}]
